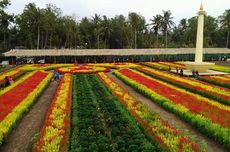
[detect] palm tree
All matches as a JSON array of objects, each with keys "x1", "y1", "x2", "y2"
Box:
[
  {"x1": 128, "y1": 12, "x2": 140, "y2": 49},
  {"x1": 92, "y1": 14, "x2": 101, "y2": 49},
  {"x1": 101, "y1": 15, "x2": 112, "y2": 48},
  {"x1": 179, "y1": 18, "x2": 187, "y2": 31},
  {"x1": 219, "y1": 9, "x2": 230, "y2": 48},
  {"x1": 161, "y1": 10, "x2": 175, "y2": 48},
  {"x1": 24, "y1": 3, "x2": 43, "y2": 49},
  {"x1": 149, "y1": 14, "x2": 162, "y2": 45}
]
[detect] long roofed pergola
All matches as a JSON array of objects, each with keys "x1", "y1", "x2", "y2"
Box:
[
  {"x1": 3, "y1": 48, "x2": 230, "y2": 63},
  {"x1": 3, "y1": 48, "x2": 230, "y2": 57}
]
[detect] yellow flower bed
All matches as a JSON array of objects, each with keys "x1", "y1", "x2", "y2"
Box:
[
  {"x1": 57, "y1": 65, "x2": 108, "y2": 74},
  {"x1": 0, "y1": 71, "x2": 52, "y2": 145},
  {"x1": 88, "y1": 62, "x2": 140, "y2": 69},
  {"x1": 0, "y1": 70, "x2": 21, "y2": 80},
  {"x1": 210, "y1": 75, "x2": 230, "y2": 81},
  {"x1": 158, "y1": 62, "x2": 185, "y2": 68},
  {"x1": 19, "y1": 64, "x2": 73, "y2": 71},
  {"x1": 34, "y1": 74, "x2": 72, "y2": 152}
]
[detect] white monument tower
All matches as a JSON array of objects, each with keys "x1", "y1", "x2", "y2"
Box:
[
  {"x1": 195, "y1": 3, "x2": 204, "y2": 63},
  {"x1": 185, "y1": 4, "x2": 214, "y2": 73}
]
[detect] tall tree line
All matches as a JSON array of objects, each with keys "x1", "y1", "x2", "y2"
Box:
[{"x1": 1, "y1": 1, "x2": 230, "y2": 53}]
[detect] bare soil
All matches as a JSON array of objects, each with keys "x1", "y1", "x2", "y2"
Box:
[
  {"x1": 0, "y1": 80, "x2": 59, "y2": 152},
  {"x1": 108, "y1": 72, "x2": 228, "y2": 152}
]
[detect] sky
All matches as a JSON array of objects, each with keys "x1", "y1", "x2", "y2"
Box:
[{"x1": 6, "y1": 0, "x2": 230, "y2": 24}]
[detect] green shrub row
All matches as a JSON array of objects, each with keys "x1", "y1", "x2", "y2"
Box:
[{"x1": 70, "y1": 74, "x2": 164, "y2": 152}]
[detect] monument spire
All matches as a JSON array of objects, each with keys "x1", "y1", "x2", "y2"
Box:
[
  {"x1": 195, "y1": 3, "x2": 204, "y2": 63},
  {"x1": 184, "y1": 4, "x2": 215, "y2": 73},
  {"x1": 200, "y1": 3, "x2": 203, "y2": 11}
]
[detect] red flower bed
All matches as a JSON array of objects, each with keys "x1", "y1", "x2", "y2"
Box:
[
  {"x1": 138, "y1": 67, "x2": 230, "y2": 102},
  {"x1": 119, "y1": 69, "x2": 230, "y2": 128},
  {"x1": 0, "y1": 71, "x2": 48, "y2": 121}
]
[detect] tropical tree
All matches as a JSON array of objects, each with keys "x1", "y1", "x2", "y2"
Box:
[
  {"x1": 161, "y1": 10, "x2": 175, "y2": 48},
  {"x1": 0, "y1": 0, "x2": 13, "y2": 51},
  {"x1": 92, "y1": 14, "x2": 102, "y2": 49},
  {"x1": 149, "y1": 14, "x2": 162, "y2": 45},
  {"x1": 219, "y1": 9, "x2": 230, "y2": 48},
  {"x1": 128, "y1": 12, "x2": 139, "y2": 48}
]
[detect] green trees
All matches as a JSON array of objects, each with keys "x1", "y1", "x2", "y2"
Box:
[
  {"x1": 0, "y1": 0, "x2": 12, "y2": 52},
  {"x1": 219, "y1": 9, "x2": 230, "y2": 48},
  {"x1": 150, "y1": 14, "x2": 163, "y2": 46},
  {"x1": 0, "y1": 2, "x2": 230, "y2": 51},
  {"x1": 161, "y1": 10, "x2": 175, "y2": 48}
]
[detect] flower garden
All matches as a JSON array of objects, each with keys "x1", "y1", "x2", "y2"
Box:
[{"x1": 0, "y1": 62, "x2": 229, "y2": 151}]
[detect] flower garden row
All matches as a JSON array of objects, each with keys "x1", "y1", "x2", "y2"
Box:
[
  {"x1": 0, "y1": 71, "x2": 52, "y2": 145},
  {"x1": 136, "y1": 66, "x2": 230, "y2": 105},
  {"x1": 197, "y1": 75, "x2": 230, "y2": 89},
  {"x1": 34, "y1": 74, "x2": 72, "y2": 151},
  {"x1": 113, "y1": 69, "x2": 230, "y2": 149},
  {"x1": 97, "y1": 72, "x2": 200, "y2": 151},
  {"x1": 69, "y1": 74, "x2": 163, "y2": 152}
]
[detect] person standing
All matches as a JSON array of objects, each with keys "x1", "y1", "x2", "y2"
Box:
[
  {"x1": 180, "y1": 68, "x2": 183, "y2": 76},
  {"x1": 4, "y1": 76, "x2": 10, "y2": 87}
]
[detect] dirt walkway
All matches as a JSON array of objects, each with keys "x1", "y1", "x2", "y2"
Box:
[
  {"x1": 0, "y1": 80, "x2": 59, "y2": 152},
  {"x1": 108, "y1": 72, "x2": 228, "y2": 152}
]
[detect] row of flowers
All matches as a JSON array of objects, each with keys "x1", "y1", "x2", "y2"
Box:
[
  {"x1": 0, "y1": 71, "x2": 52, "y2": 146},
  {"x1": 141, "y1": 62, "x2": 174, "y2": 70},
  {"x1": 34, "y1": 74, "x2": 72, "y2": 152},
  {"x1": 97, "y1": 72, "x2": 200, "y2": 152},
  {"x1": 158, "y1": 62, "x2": 185, "y2": 69},
  {"x1": 56, "y1": 65, "x2": 109, "y2": 74},
  {"x1": 114, "y1": 69, "x2": 230, "y2": 149},
  {"x1": 198, "y1": 75, "x2": 230, "y2": 89},
  {"x1": 0, "y1": 70, "x2": 25, "y2": 86},
  {"x1": 87, "y1": 62, "x2": 140, "y2": 69},
  {"x1": 136, "y1": 66, "x2": 230, "y2": 105},
  {"x1": 19, "y1": 64, "x2": 73, "y2": 71}
]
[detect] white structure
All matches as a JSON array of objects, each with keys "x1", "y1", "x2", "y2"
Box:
[
  {"x1": 195, "y1": 3, "x2": 205, "y2": 63},
  {"x1": 185, "y1": 4, "x2": 215, "y2": 73}
]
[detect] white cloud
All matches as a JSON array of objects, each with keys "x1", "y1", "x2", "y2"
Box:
[{"x1": 7, "y1": 0, "x2": 230, "y2": 23}]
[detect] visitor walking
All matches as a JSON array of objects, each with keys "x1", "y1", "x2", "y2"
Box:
[{"x1": 54, "y1": 71, "x2": 60, "y2": 81}]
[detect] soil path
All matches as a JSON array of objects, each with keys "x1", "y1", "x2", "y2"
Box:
[
  {"x1": 108, "y1": 72, "x2": 228, "y2": 152},
  {"x1": 0, "y1": 80, "x2": 59, "y2": 152}
]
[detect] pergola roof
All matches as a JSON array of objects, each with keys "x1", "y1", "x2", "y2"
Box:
[{"x1": 3, "y1": 48, "x2": 230, "y2": 57}]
